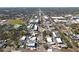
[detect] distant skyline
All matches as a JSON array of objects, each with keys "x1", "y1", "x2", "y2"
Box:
[{"x1": 0, "y1": 0, "x2": 79, "y2": 7}]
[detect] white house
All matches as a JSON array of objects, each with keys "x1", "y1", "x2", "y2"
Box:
[
  {"x1": 34, "y1": 24, "x2": 38, "y2": 31},
  {"x1": 46, "y1": 36, "x2": 52, "y2": 43},
  {"x1": 52, "y1": 32, "x2": 57, "y2": 38},
  {"x1": 20, "y1": 36, "x2": 26, "y2": 40},
  {"x1": 56, "y1": 38, "x2": 62, "y2": 44},
  {"x1": 35, "y1": 19, "x2": 39, "y2": 23},
  {"x1": 30, "y1": 37, "x2": 37, "y2": 43},
  {"x1": 35, "y1": 16, "x2": 38, "y2": 18},
  {"x1": 26, "y1": 36, "x2": 37, "y2": 48},
  {"x1": 29, "y1": 19, "x2": 39, "y2": 24},
  {"x1": 76, "y1": 19, "x2": 79, "y2": 23},
  {"x1": 44, "y1": 16, "x2": 48, "y2": 19},
  {"x1": 29, "y1": 19, "x2": 34, "y2": 23}
]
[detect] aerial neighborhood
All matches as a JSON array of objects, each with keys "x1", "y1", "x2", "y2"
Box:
[{"x1": 0, "y1": 8, "x2": 79, "y2": 52}]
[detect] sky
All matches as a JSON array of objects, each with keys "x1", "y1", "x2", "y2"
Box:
[{"x1": 0, "y1": 0, "x2": 79, "y2": 7}]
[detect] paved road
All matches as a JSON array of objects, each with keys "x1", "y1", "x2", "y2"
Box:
[{"x1": 49, "y1": 17, "x2": 79, "y2": 51}]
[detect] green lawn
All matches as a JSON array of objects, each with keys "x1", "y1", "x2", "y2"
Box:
[{"x1": 7, "y1": 18, "x2": 25, "y2": 25}]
